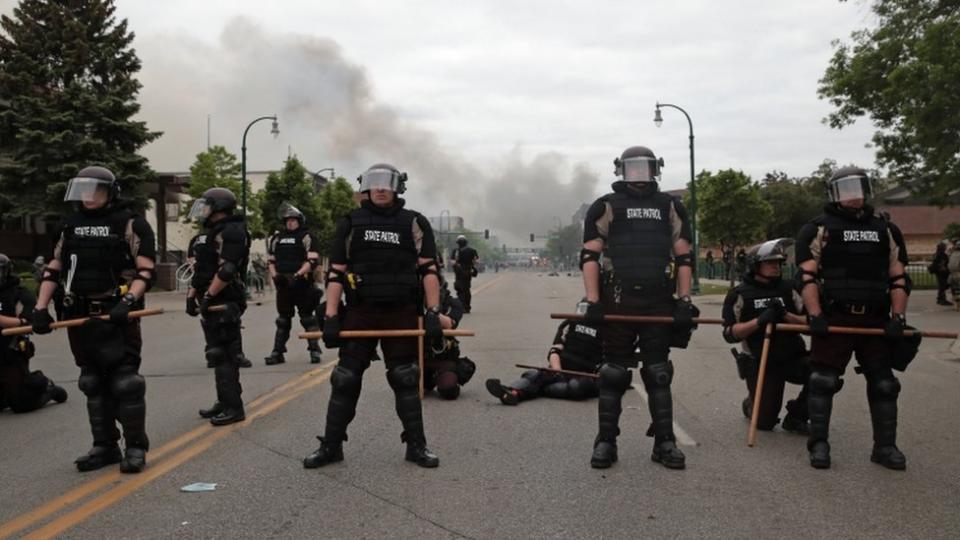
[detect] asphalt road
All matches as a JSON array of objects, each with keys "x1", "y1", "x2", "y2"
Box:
[{"x1": 1, "y1": 270, "x2": 958, "y2": 539}]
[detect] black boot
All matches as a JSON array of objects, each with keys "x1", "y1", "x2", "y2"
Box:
[
  {"x1": 405, "y1": 442, "x2": 440, "y2": 468},
  {"x1": 120, "y1": 447, "x2": 147, "y2": 474},
  {"x1": 44, "y1": 381, "x2": 68, "y2": 405},
  {"x1": 264, "y1": 351, "x2": 285, "y2": 366},
  {"x1": 266, "y1": 317, "x2": 291, "y2": 365},
  {"x1": 303, "y1": 436, "x2": 344, "y2": 468},
  {"x1": 590, "y1": 437, "x2": 618, "y2": 469},
  {"x1": 485, "y1": 378, "x2": 519, "y2": 405},
  {"x1": 871, "y1": 445, "x2": 906, "y2": 470},
  {"x1": 389, "y1": 365, "x2": 438, "y2": 468},
  {"x1": 651, "y1": 438, "x2": 686, "y2": 469},
  {"x1": 199, "y1": 401, "x2": 224, "y2": 419},
  {"x1": 642, "y1": 361, "x2": 682, "y2": 469},
  {"x1": 809, "y1": 441, "x2": 831, "y2": 469},
  {"x1": 807, "y1": 370, "x2": 840, "y2": 469},
  {"x1": 237, "y1": 353, "x2": 253, "y2": 368},
  {"x1": 867, "y1": 375, "x2": 906, "y2": 470},
  {"x1": 210, "y1": 408, "x2": 245, "y2": 426},
  {"x1": 213, "y1": 356, "x2": 243, "y2": 425},
  {"x1": 301, "y1": 316, "x2": 323, "y2": 364},
  {"x1": 75, "y1": 445, "x2": 122, "y2": 472},
  {"x1": 782, "y1": 396, "x2": 809, "y2": 434}
]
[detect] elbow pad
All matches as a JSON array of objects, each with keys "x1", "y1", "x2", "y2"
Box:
[
  {"x1": 579, "y1": 249, "x2": 601, "y2": 270},
  {"x1": 889, "y1": 273, "x2": 912, "y2": 295},
  {"x1": 418, "y1": 261, "x2": 439, "y2": 278},
  {"x1": 325, "y1": 268, "x2": 347, "y2": 286},
  {"x1": 217, "y1": 261, "x2": 238, "y2": 281},
  {"x1": 722, "y1": 326, "x2": 740, "y2": 344},
  {"x1": 41, "y1": 268, "x2": 62, "y2": 284},
  {"x1": 674, "y1": 253, "x2": 694, "y2": 268},
  {"x1": 131, "y1": 267, "x2": 156, "y2": 291}
]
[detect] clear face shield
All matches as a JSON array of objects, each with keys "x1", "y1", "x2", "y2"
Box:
[
  {"x1": 187, "y1": 199, "x2": 212, "y2": 221},
  {"x1": 358, "y1": 168, "x2": 401, "y2": 192},
  {"x1": 277, "y1": 202, "x2": 303, "y2": 221},
  {"x1": 63, "y1": 177, "x2": 111, "y2": 204},
  {"x1": 828, "y1": 174, "x2": 873, "y2": 204},
  {"x1": 618, "y1": 156, "x2": 661, "y2": 183}
]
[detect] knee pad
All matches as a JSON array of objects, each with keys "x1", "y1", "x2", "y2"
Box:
[
  {"x1": 868, "y1": 376, "x2": 901, "y2": 400},
  {"x1": 111, "y1": 371, "x2": 146, "y2": 399},
  {"x1": 276, "y1": 316, "x2": 293, "y2": 329},
  {"x1": 455, "y1": 357, "x2": 476, "y2": 384},
  {"x1": 640, "y1": 360, "x2": 674, "y2": 389},
  {"x1": 78, "y1": 372, "x2": 104, "y2": 397},
  {"x1": 809, "y1": 369, "x2": 842, "y2": 394},
  {"x1": 568, "y1": 378, "x2": 598, "y2": 400},
  {"x1": 387, "y1": 363, "x2": 420, "y2": 390},
  {"x1": 330, "y1": 365, "x2": 363, "y2": 393},
  {"x1": 300, "y1": 316, "x2": 320, "y2": 331},
  {"x1": 598, "y1": 363, "x2": 632, "y2": 392},
  {"x1": 205, "y1": 346, "x2": 228, "y2": 366}
]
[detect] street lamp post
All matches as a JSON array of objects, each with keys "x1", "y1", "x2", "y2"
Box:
[
  {"x1": 654, "y1": 102, "x2": 700, "y2": 295},
  {"x1": 314, "y1": 167, "x2": 335, "y2": 191},
  {"x1": 241, "y1": 115, "x2": 280, "y2": 214}
]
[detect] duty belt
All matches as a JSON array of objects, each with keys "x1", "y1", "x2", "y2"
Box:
[{"x1": 827, "y1": 300, "x2": 886, "y2": 317}]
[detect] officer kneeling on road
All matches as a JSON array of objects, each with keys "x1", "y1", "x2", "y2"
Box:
[
  {"x1": 486, "y1": 300, "x2": 601, "y2": 405},
  {"x1": 423, "y1": 271, "x2": 475, "y2": 399},
  {"x1": 186, "y1": 188, "x2": 251, "y2": 427},
  {"x1": 796, "y1": 166, "x2": 917, "y2": 470},
  {"x1": 303, "y1": 163, "x2": 443, "y2": 469},
  {"x1": 581, "y1": 145, "x2": 698, "y2": 471},
  {"x1": 722, "y1": 239, "x2": 810, "y2": 433},
  {"x1": 265, "y1": 203, "x2": 323, "y2": 365},
  {"x1": 0, "y1": 253, "x2": 68, "y2": 414},
  {"x1": 32, "y1": 166, "x2": 156, "y2": 473}
]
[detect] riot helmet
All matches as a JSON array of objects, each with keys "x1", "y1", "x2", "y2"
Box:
[
  {"x1": 745, "y1": 238, "x2": 792, "y2": 279},
  {"x1": 456, "y1": 235, "x2": 467, "y2": 247},
  {"x1": 188, "y1": 187, "x2": 237, "y2": 223},
  {"x1": 277, "y1": 202, "x2": 305, "y2": 227},
  {"x1": 357, "y1": 163, "x2": 407, "y2": 194},
  {"x1": 827, "y1": 166, "x2": 873, "y2": 205},
  {"x1": 614, "y1": 146, "x2": 663, "y2": 183},
  {"x1": 64, "y1": 166, "x2": 119, "y2": 209},
  {"x1": 0, "y1": 253, "x2": 12, "y2": 287}
]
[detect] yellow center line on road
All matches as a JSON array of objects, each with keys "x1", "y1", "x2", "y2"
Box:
[
  {"x1": 470, "y1": 273, "x2": 507, "y2": 296},
  {"x1": 0, "y1": 363, "x2": 335, "y2": 540}
]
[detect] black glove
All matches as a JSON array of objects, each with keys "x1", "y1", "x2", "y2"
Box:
[
  {"x1": 471, "y1": 267, "x2": 478, "y2": 278},
  {"x1": 199, "y1": 294, "x2": 215, "y2": 316},
  {"x1": 424, "y1": 309, "x2": 444, "y2": 344},
  {"x1": 272, "y1": 274, "x2": 288, "y2": 288},
  {"x1": 885, "y1": 314, "x2": 906, "y2": 339},
  {"x1": 322, "y1": 315, "x2": 342, "y2": 349},
  {"x1": 673, "y1": 298, "x2": 698, "y2": 329},
  {"x1": 756, "y1": 303, "x2": 785, "y2": 327},
  {"x1": 584, "y1": 302, "x2": 605, "y2": 325},
  {"x1": 807, "y1": 313, "x2": 829, "y2": 336},
  {"x1": 186, "y1": 296, "x2": 199, "y2": 317},
  {"x1": 108, "y1": 295, "x2": 134, "y2": 324},
  {"x1": 32, "y1": 309, "x2": 53, "y2": 335}
]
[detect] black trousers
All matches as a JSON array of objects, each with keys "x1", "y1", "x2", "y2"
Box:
[
  {"x1": 275, "y1": 281, "x2": 321, "y2": 319},
  {"x1": 0, "y1": 348, "x2": 54, "y2": 413},
  {"x1": 453, "y1": 269, "x2": 473, "y2": 311},
  {"x1": 202, "y1": 304, "x2": 246, "y2": 411}
]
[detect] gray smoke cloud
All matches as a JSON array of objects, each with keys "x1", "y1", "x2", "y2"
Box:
[{"x1": 135, "y1": 17, "x2": 599, "y2": 244}]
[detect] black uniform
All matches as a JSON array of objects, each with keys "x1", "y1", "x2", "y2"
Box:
[
  {"x1": 311, "y1": 198, "x2": 438, "y2": 463},
  {"x1": 188, "y1": 233, "x2": 250, "y2": 369},
  {"x1": 451, "y1": 244, "x2": 478, "y2": 312},
  {"x1": 797, "y1": 203, "x2": 910, "y2": 469},
  {"x1": 51, "y1": 203, "x2": 155, "y2": 470},
  {"x1": 266, "y1": 226, "x2": 322, "y2": 363},
  {"x1": 490, "y1": 320, "x2": 601, "y2": 405},
  {"x1": 191, "y1": 215, "x2": 250, "y2": 420},
  {"x1": 583, "y1": 180, "x2": 694, "y2": 468},
  {"x1": 423, "y1": 278, "x2": 474, "y2": 399},
  {"x1": 722, "y1": 276, "x2": 809, "y2": 431},
  {"x1": 0, "y1": 280, "x2": 67, "y2": 413}
]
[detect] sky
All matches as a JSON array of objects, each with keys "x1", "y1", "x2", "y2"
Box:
[{"x1": 0, "y1": 0, "x2": 882, "y2": 242}]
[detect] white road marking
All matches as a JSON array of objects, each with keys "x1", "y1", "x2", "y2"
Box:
[{"x1": 630, "y1": 385, "x2": 698, "y2": 447}]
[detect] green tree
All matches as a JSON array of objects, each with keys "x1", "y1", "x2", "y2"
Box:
[
  {"x1": 545, "y1": 223, "x2": 581, "y2": 266},
  {"x1": 259, "y1": 155, "x2": 322, "y2": 241},
  {"x1": 943, "y1": 222, "x2": 960, "y2": 241},
  {"x1": 760, "y1": 170, "x2": 825, "y2": 239},
  {"x1": 0, "y1": 0, "x2": 159, "y2": 219},
  {"x1": 184, "y1": 145, "x2": 264, "y2": 238},
  {"x1": 696, "y1": 169, "x2": 772, "y2": 252},
  {"x1": 313, "y1": 177, "x2": 357, "y2": 256},
  {"x1": 819, "y1": 0, "x2": 960, "y2": 203}
]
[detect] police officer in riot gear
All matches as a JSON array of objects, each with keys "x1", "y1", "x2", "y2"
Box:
[
  {"x1": 265, "y1": 203, "x2": 322, "y2": 365},
  {"x1": 303, "y1": 163, "x2": 443, "y2": 469},
  {"x1": 0, "y1": 253, "x2": 69, "y2": 413},
  {"x1": 722, "y1": 239, "x2": 810, "y2": 433},
  {"x1": 423, "y1": 270, "x2": 474, "y2": 399},
  {"x1": 581, "y1": 146, "x2": 697, "y2": 470},
  {"x1": 186, "y1": 187, "x2": 251, "y2": 427},
  {"x1": 451, "y1": 235, "x2": 479, "y2": 313},
  {"x1": 796, "y1": 166, "x2": 912, "y2": 470},
  {"x1": 32, "y1": 166, "x2": 156, "y2": 473},
  {"x1": 486, "y1": 301, "x2": 601, "y2": 405}
]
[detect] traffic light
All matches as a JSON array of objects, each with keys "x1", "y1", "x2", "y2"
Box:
[
  {"x1": 530, "y1": 233, "x2": 535, "y2": 242},
  {"x1": 484, "y1": 229, "x2": 489, "y2": 239}
]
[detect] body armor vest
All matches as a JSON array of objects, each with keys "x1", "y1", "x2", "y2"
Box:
[
  {"x1": 348, "y1": 206, "x2": 420, "y2": 305},
  {"x1": 190, "y1": 232, "x2": 217, "y2": 292},
  {"x1": 816, "y1": 210, "x2": 890, "y2": 309},
  {"x1": 273, "y1": 228, "x2": 309, "y2": 274},
  {"x1": 604, "y1": 190, "x2": 674, "y2": 290},
  {"x1": 735, "y1": 278, "x2": 805, "y2": 359},
  {"x1": 61, "y1": 208, "x2": 134, "y2": 297},
  {"x1": 559, "y1": 321, "x2": 602, "y2": 372}
]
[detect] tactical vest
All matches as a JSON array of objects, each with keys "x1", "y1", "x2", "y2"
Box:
[
  {"x1": 604, "y1": 191, "x2": 674, "y2": 290},
  {"x1": 348, "y1": 206, "x2": 420, "y2": 305},
  {"x1": 816, "y1": 211, "x2": 890, "y2": 309},
  {"x1": 190, "y1": 232, "x2": 217, "y2": 292},
  {"x1": 735, "y1": 278, "x2": 805, "y2": 359},
  {"x1": 61, "y1": 208, "x2": 134, "y2": 296},
  {"x1": 273, "y1": 228, "x2": 309, "y2": 274},
  {"x1": 559, "y1": 321, "x2": 602, "y2": 372}
]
